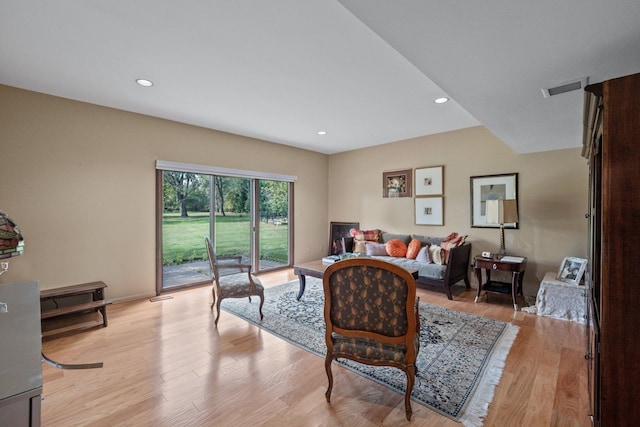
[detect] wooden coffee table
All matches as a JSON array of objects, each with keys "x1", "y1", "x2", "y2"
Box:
[
  {"x1": 293, "y1": 260, "x2": 331, "y2": 300},
  {"x1": 293, "y1": 259, "x2": 418, "y2": 300}
]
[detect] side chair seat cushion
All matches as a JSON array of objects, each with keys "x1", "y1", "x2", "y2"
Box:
[
  {"x1": 330, "y1": 334, "x2": 419, "y2": 365},
  {"x1": 219, "y1": 273, "x2": 264, "y2": 297}
]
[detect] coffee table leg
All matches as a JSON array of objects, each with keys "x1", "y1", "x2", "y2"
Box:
[{"x1": 296, "y1": 273, "x2": 306, "y2": 300}]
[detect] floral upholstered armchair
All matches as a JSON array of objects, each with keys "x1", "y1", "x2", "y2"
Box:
[{"x1": 322, "y1": 258, "x2": 420, "y2": 420}]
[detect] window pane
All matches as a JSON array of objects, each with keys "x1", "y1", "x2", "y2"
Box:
[{"x1": 213, "y1": 176, "x2": 251, "y2": 260}]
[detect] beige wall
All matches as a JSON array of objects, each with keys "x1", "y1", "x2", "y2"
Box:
[
  {"x1": 0, "y1": 85, "x2": 329, "y2": 301},
  {"x1": 1, "y1": 85, "x2": 588, "y2": 301},
  {"x1": 328, "y1": 126, "x2": 588, "y2": 295}
]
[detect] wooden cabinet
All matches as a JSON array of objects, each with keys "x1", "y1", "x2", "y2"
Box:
[
  {"x1": 583, "y1": 72, "x2": 640, "y2": 426},
  {"x1": 0, "y1": 281, "x2": 42, "y2": 426}
]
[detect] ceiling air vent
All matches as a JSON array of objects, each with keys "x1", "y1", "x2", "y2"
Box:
[{"x1": 541, "y1": 77, "x2": 589, "y2": 98}]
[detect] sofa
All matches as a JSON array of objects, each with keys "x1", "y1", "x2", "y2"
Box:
[{"x1": 341, "y1": 229, "x2": 472, "y2": 300}]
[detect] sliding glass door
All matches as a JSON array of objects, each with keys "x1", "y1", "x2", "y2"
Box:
[
  {"x1": 257, "y1": 179, "x2": 290, "y2": 270},
  {"x1": 211, "y1": 175, "x2": 251, "y2": 272},
  {"x1": 160, "y1": 171, "x2": 214, "y2": 290},
  {"x1": 156, "y1": 162, "x2": 293, "y2": 293}
]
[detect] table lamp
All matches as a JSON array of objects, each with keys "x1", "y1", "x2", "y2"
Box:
[
  {"x1": 0, "y1": 210, "x2": 24, "y2": 260},
  {"x1": 486, "y1": 199, "x2": 518, "y2": 256},
  {"x1": 1, "y1": 210, "x2": 24, "y2": 277}
]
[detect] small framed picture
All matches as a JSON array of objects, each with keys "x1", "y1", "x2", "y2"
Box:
[
  {"x1": 415, "y1": 196, "x2": 444, "y2": 225},
  {"x1": 383, "y1": 169, "x2": 412, "y2": 198},
  {"x1": 556, "y1": 257, "x2": 587, "y2": 285},
  {"x1": 329, "y1": 221, "x2": 359, "y2": 256},
  {"x1": 415, "y1": 165, "x2": 444, "y2": 196}
]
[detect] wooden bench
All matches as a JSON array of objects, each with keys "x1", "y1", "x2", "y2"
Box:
[{"x1": 40, "y1": 281, "x2": 112, "y2": 335}]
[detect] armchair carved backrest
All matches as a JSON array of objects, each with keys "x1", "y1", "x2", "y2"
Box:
[
  {"x1": 322, "y1": 258, "x2": 420, "y2": 421},
  {"x1": 205, "y1": 236, "x2": 264, "y2": 326}
]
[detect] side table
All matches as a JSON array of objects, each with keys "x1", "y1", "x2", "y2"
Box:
[
  {"x1": 474, "y1": 255, "x2": 527, "y2": 311},
  {"x1": 521, "y1": 272, "x2": 586, "y2": 323}
]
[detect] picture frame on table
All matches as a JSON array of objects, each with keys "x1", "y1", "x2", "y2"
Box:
[
  {"x1": 470, "y1": 172, "x2": 518, "y2": 228},
  {"x1": 328, "y1": 221, "x2": 359, "y2": 256},
  {"x1": 415, "y1": 165, "x2": 444, "y2": 196},
  {"x1": 556, "y1": 257, "x2": 587, "y2": 285},
  {"x1": 415, "y1": 196, "x2": 444, "y2": 226},
  {"x1": 382, "y1": 169, "x2": 412, "y2": 198}
]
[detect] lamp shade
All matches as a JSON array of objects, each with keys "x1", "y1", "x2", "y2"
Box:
[
  {"x1": 486, "y1": 199, "x2": 519, "y2": 224},
  {"x1": 0, "y1": 211, "x2": 25, "y2": 259}
]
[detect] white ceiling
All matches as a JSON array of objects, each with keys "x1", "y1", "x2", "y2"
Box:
[{"x1": 1, "y1": 1, "x2": 639, "y2": 155}]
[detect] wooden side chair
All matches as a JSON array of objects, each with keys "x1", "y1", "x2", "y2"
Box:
[
  {"x1": 323, "y1": 258, "x2": 420, "y2": 420},
  {"x1": 204, "y1": 236, "x2": 264, "y2": 326}
]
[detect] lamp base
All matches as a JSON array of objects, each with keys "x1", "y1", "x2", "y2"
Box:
[{"x1": 498, "y1": 225, "x2": 507, "y2": 256}]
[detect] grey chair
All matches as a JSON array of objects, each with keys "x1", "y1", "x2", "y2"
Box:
[{"x1": 205, "y1": 236, "x2": 264, "y2": 325}]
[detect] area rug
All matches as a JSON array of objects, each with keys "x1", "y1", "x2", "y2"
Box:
[{"x1": 221, "y1": 277, "x2": 519, "y2": 426}]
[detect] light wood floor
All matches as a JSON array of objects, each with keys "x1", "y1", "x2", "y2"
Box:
[{"x1": 41, "y1": 269, "x2": 590, "y2": 426}]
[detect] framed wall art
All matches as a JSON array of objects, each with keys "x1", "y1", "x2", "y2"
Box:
[
  {"x1": 382, "y1": 169, "x2": 412, "y2": 198},
  {"x1": 470, "y1": 173, "x2": 518, "y2": 228},
  {"x1": 415, "y1": 165, "x2": 444, "y2": 196},
  {"x1": 328, "y1": 221, "x2": 359, "y2": 255},
  {"x1": 415, "y1": 197, "x2": 444, "y2": 226}
]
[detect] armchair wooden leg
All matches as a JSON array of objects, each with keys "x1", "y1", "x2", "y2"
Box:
[
  {"x1": 258, "y1": 291, "x2": 264, "y2": 320},
  {"x1": 324, "y1": 356, "x2": 334, "y2": 402},
  {"x1": 214, "y1": 298, "x2": 222, "y2": 326},
  {"x1": 210, "y1": 287, "x2": 216, "y2": 312},
  {"x1": 404, "y1": 366, "x2": 415, "y2": 421}
]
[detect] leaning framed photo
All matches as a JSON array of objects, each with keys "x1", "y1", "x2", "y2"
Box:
[
  {"x1": 382, "y1": 169, "x2": 412, "y2": 198},
  {"x1": 415, "y1": 196, "x2": 444, "y2": 226},
  {"x1": 556, "y1": 257, "x2": 587, "y2": 285},
  {"x1": 415, "y1": 165, "x2": 444, "y2": 196},
  {"x1": 328, "y1": 221, "x2": 359, "y2": 255},
  {"x1": 470, "y1": 172, "x2": 518, "y2": 228}
]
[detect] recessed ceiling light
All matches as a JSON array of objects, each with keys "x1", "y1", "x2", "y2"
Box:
[
  {"x1": 318, "y1": 131, "x2": 327, "y2": 135},
  {"x1": 434, "y1": 97, "x2": 449, "y2": 104},
  {"x1": 136, "y1": 79, "x2": 153, "y2": 87}
]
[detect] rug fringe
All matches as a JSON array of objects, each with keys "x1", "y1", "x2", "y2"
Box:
[{"x1": 459, "y1": 323, "x2": 520, "y2": 427}]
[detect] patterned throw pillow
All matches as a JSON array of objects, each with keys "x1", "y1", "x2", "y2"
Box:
[
  {"x1": 441, "y1": 233, "x2": 467, "y2": 264},
  {"x1": 406, "y1": 239, "x2": 422, "y2": 259},
  {"x1": 350, "y1": 228, "x2": 381, "y2": 253},
  {"x1": 440, "y1": 232, "x2": 457, "y2": 246},
  {"x1": 385, "y1": 239, "x2": 408, "y2": 257},
  {"x1": 350, "y1": 228, "x2": 381, "y2": 241},
  {"x1": 441, "y1": 233, "x2": 465, "y2": 250}
]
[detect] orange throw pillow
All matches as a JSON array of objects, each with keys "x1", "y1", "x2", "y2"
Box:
[
  {"x1": 385, "y1": 239, "x2": 408, "y2": 257},
  {"x1": 406, "y1": 239, "x2": 421, "y2": 259}
]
